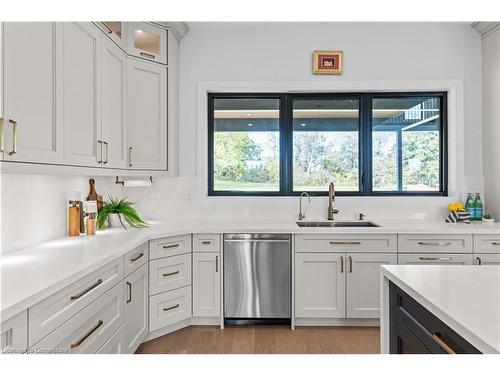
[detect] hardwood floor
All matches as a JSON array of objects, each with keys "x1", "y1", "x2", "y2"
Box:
[{"x1": 136, "y1": 325, "x2": 380, "y2": 354}]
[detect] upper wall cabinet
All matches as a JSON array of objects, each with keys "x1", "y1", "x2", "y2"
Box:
[
  {"x1": 96, "y1": 22, "x2": 126, "y2": 50},
  {"x1": 101, "y1": 36, "x2": 127, "y2": 169},
  {"x1": 126, "y1": 23, "x2": 167, "y2": 64},
  {"x1": 127, "y1": 58, "x2": 167, "y2": 170},
  {"x1": 62, "y1": 22, "x2": 102, "y2": 167},
  {"x1": 1, "y1": 22, "x2": 63, "y2": 164}
]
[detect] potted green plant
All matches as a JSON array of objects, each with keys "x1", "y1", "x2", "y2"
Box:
[{"x1": 96, "y1": 196, "x2": 148, "y2": 230}]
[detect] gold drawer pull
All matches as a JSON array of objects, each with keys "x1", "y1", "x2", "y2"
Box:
[
  {"x1": 329, "y1": 241, "x2": 361, "y2": 245},
  {"x1": 130, "y1": 252, "x2": 144, "y2": 262},
  {"x1": 163, "y1": 270, "x2": 179, "y2": 277},
  {"x1": 163, "y1": 243, "x2": 180, "y2": 249},
  {"x1": 128, "y1": 146, "x2": 133, "y2": 167},
  {"x1": 492, "y1": 242, "x2": 500, "y2": 246},
  {"x1": 70, "y1": 320, "x2": 103, "y2": 349},
  {"x1": 216, "y1": 255, "x2": 219, "y2": 272},
  {"x1": 103, "y1": 141, "x2": 108, "y2": 164},
  {"x1": 140, "y1": 52, "x2": 156, "y2": 59},
  {"x1": 70, "y1": 279, "x2": 103, "y2": 300},
  {"x1": 431, "y1": 333, "x2": 456, "y2": 354},
  {"x1": 348, "y1": 256, "x2": 353, "y2": 273},
  {"x1": 418, "y1": 257, "x2": 452, "y2": 261},
  {"x1": 475, "y1": 256, "x2": 482, "y2": 266},
  {"x1": 340, "y1": 256, "x2": 344, "y2": 273},
  {"x1": 163, "y1": 303, "x2": 179, "y2": 312},
  {"x1": 201, "y1": 241, "x2": 212, "y2": 245},
  {"x1": 0, "y1": 118, "x2": 4, "y2": 153},
  {"x1": 8, "y1": 119, "x2": 17, "y2": 155},
  {"x1": 417, "y1": 241, "x2": 451, "y2": 246}
]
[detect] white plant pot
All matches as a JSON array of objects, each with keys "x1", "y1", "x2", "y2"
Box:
[{"x1": 108, "y1": 213, "x2": 123, "y2": 228}]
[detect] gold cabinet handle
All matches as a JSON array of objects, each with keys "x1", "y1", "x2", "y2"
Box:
[
  {"x1": 8, "y1": 119, "x2": 17, "y2": 155},
  {"x1": 330, "y1": 241, "x2": 361, "y2": 245},
  {"x1": 475, "y1": 256, "x2": 482, "y2": 265},
  {"x1": 163, "y1": 303, "x2": 179, "y2": 312},
  {"x1": 128, "y1": 146, "x2": 133, "y2": 167},
  {"x1": 340, "y1": 256, "x2": 344, "y2": 273},
  {"x1": 70, "y1": 320, "x2": 103, "y2": 349},
  {"x1": 140, "y1": 52, "x2": 156, "y2": 59},
  {"x1": 417, "y1": 241, "x2": 451, "y2": 246},
  {"x1": 163, "y1": 243, "x2": 180, "y2": 249},
  {"x1": 163, "y1": 270, "x2": 179, "y2": 277},
  {"x1": 0, "y1": 118, "x2": 4, "y2": 153},
  {"x1": 103, "y1": 141, "x2": 108, "y2": 164},
  {"x1": 492, "y1": 242, "x2": 500, "y2": 246},
  {"x1": 348, "y1": 256, "x2": 353, "y2": 273},
  {"x1": 201, "y1": 240, "x2": 212, "y2": 245},
  {"x1": 216, "y1": 255, "x2": 219, "y2": 272},
  {"x1": 97, "y1": 140, "x2": 103, "y2": 164},
  {"x1": 102, "y1": 22, "x2": 114, "y2": 34},
  {"x1": 70, "y1": 279, "x2": 103, "y2": 300},
  {"x1": 130, "y1": 252, "x2": 144, "y2": 262},
  {"x1": 126, "y1": 281, "x2": 132, "y2": 303},
  {"x1": 431, "y1": 333, "x2": 456, "y2": 354}
]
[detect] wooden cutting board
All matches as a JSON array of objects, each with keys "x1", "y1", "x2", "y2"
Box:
[{"x1": 87, "y1": 178, "x2": 103, "y2": 212}]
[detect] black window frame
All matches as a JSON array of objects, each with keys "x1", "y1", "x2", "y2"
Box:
[{"x1": 208, "y1": 92, "x2": 448, "y2": 197}]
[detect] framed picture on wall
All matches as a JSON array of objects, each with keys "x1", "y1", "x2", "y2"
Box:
[{"x1": 313, "y1": 50, "x2": 343, "y2": 75}]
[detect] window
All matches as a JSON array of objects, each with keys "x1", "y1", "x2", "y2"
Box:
[{"x1": 208, "y1": 92, "x2": 447, "y2": 196}]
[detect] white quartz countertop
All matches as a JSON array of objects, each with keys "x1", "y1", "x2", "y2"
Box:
[
  {"x1": 2, "y1": 217, "x2": 500, "y2": 322},
  {"x1": 381, "y1": 265, "x2": 500, "y2": 354}
]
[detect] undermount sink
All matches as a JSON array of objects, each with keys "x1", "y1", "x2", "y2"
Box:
[{"x1": 296, "y1": 221, "x2": 380, "y2": 228}]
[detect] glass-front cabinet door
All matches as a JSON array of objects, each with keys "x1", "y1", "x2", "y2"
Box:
[
  {"x1": 97, "y1": 22, "x2": 126, "y2": 50},
  {"x1": 126, "y1": 22, "x2": 167, "y2": 64}
]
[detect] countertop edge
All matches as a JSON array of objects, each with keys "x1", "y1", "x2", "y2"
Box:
[{"x1": 381, "y1": 267, "x2": 498, "y2": 354}]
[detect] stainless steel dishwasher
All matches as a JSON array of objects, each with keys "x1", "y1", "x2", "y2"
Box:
[{"x1": 224, "y1": 233, "x2": 291, "y2": 325}]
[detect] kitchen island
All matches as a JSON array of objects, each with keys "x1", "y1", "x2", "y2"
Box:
[{"x1": 380, "y1": 265, "x2": 500, "y2": 354}]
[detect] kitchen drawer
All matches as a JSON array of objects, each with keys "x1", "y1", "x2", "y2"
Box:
[
  {"x1": 149, "y1": 286, "x2": 191, "y2": 331},
  {"x1": 294, "y1": 234, "x2": 397, "y2": 253},
  {"x1": 1, "y1": 310, "x2": 28, "y2": 354},
  {"x1": 390, "y1": 281, "x2": 480, "y2": 353},
  {"x1": 96, "y1": 324, "x2": 125, "y2": 354},
  {"x1": 149, "y1": 253, "x2": 191, "y2": 295},
  {"x1": 29, "y1": 257, "x2": 124, "y2": 347},
  {"x1": 193, "y1": 233, "x2": 220, "y2": 252},
  {"x1": 474, "y1": 253, "x2": 500, "y2": 265},
  {"x1": 398, "y1": 253, "x2": 473, "y2": 265},
  {"x1": 124, "y1": 242, "x2": 148, "y2": 276},
  {"x1": 32, "y1": 283, "x2": 124, "y2": 354},
  {"x1": 398, "y1": 234, "x2": 472, "y2": 253},
  {"x1": 473, "y1": 235, "x2": 500, "y2": 254},
  {"x1": 149, "y1": 235, "x2": 191, "y2": 260}
]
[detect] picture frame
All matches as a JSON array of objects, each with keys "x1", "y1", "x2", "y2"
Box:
[{"x1": 313, "y1": 50, "x2": 343, "y2": 75}]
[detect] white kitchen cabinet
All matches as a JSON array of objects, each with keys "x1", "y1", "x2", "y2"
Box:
[
  {"x1": 193, "y1": 252, "x2": 221, "y2": 317},
  {"x1": 1, "y1": 310, "x2": 28, "y2": 354},
  {"x1": 101, "y1": 35, "x2": 127, "y2": 168},
  {"x1": 124, "y1": 263, "x2": 148, "y2": 354},
  {"x1": 149, "y1": 285, "x2": 191, "y2": 331},
  {"x1": 127, "y1": 57, "x2": 167, "y2": 170},
  {"x1": 62, "y1": 22, "x2": 102, "y2": 167},
  {"x1": 397, "y1": 253, "x2": 473, "y2": 265},
  {"x1": 1, "y1": 22, "x2": 63, "y2": 164},
  {"x1": 473, "y1": 235, "x2": 500, "y2": 253},
  {"x1": 295, "y1": 253, "x2": 345, "y2": 318},
  {"x1": 398, "y1": 234, "x2": 472, "y2": 253},
  {"x1": 96, "y1": 324, "x2": 125, "y2": 354},
  {"x1": 475, "y1": 253, "x2": 500, "y2": 265},
  {"x1": 96, "y1": 22, "x2": 126, "y2": 51},
  {"x1": 126, "y1": 23, "x2": 167, "y2": 64},
  {"x1": 346, "y1": 253, "x2": 397, "y2": 319}
]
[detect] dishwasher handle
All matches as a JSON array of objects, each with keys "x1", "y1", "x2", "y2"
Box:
[{"x1": 224, "y1": 233, "x2": 290, "y2": 242}]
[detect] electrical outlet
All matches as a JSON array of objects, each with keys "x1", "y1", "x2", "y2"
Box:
[{"x1": 184, "y1": 192, "x2": 192, "y2": 202}]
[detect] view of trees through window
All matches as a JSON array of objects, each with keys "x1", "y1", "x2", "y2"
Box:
[{"x1": 209, "y1": 94, "x2": 445, "y2": 195}]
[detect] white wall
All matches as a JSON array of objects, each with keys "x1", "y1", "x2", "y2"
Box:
[{"x1": 1, "y1": 22, "x2": 485, "y2": 254}]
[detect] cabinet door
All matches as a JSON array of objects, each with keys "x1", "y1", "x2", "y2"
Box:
[
  {"x1": 62, "y1": 22, "x2": 102, "y2": 167},
  {"x1": 96, "y1": 22, "x2": 126, "y2": 50},
  {"x1": 124, "y1": 263, "x2": 148, "y2": 354},
  {"x1": 127, "y1": 58, "x2": 167, "y2": 170},
  {"x1": 101, "y1": 36, "x2": 127, "y2": 168},
  {"x1": 1, "y1": 310, "x2": 28, "y2": 354},
  {"x1": 126, "y1": 23, "x2": 167, "y2": 64},
  {"x1": 346, "y1": 253, "x2": 397, "y2": 319},
  {"x1": 475, "y1": 253, "x2": 500, "y2": 265},
  {"x1": 2, "y1": 22, "x2": 63, "y2": 163},
  {"x1": 295, "y1": 253, "x2": 345, "y2": 318},
  {"x1": 397, "y1": 253, "x2": 473, "y2": 265},
  {"x1": 193, "y1": 252, "x2": 221, "y2": 317}
]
